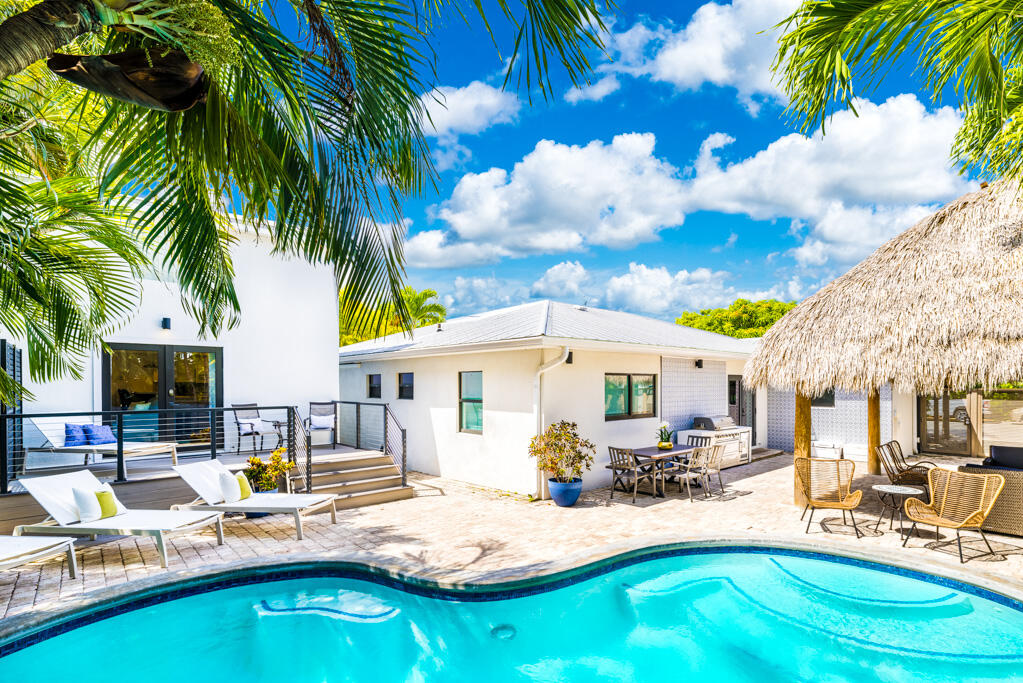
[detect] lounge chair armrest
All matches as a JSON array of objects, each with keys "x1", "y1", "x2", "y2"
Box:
[
  {"x1": 845, "y1": 489, "x2": 863, "y2": 507},
  {"x1": 904, "y1": 497, "x2": 932, "y2": 517},
  {"x1": 912, "y1": 461, "x2": 937, "y2": 469}
]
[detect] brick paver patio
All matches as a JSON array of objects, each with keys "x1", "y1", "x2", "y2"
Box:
[{"x1": 3, "y1": 454, "x2": 1023, "y2": 621}]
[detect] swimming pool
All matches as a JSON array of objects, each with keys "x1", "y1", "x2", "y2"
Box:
[{"x1": 2, "y1": 546, "x2": 1022, "y2": 682}]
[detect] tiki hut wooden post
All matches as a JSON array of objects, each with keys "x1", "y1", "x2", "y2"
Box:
[
  {"x1": 867, "y1": 389, "x2": 881, "y2": 475},
  {"x1": 794, "y1": 391, "x2": 811, "y2": 505},
  {"x1": 744, "y1": 181, "x2": 1023, "y2": 497}
]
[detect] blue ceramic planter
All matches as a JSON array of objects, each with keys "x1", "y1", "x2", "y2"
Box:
[{"x1": 548, "y1": 478, "x2": 583, "y2": 507}]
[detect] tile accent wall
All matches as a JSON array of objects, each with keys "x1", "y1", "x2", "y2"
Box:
[
  {"x1": 766, "y1": 385, "x2": 892, "y2": 453},
  {"x1": 661, "y1": 357, "x2": 728, "y2": 434}
]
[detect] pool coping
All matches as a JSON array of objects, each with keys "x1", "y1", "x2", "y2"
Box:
[{"x1": 3, "y1": 533, "x2": 1023, "y2": 653}]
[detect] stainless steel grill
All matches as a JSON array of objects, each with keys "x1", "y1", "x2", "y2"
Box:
[{"x1": 692, "y1": 415, "x2": 737, "y2": 431}]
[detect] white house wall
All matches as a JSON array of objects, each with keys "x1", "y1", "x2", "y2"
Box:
[
  {"x1": 542, "y1": 349, "x2": 663, "y2": 491},
  {"x1": 339, "y1": 349, "x2": 540, "y2": 494},
  {"x1": 8, "y1": 232, "x2": 339, "y2": 416},
  {"x1": 661, "y1": 356, "x2": 728, "y2": 434}
]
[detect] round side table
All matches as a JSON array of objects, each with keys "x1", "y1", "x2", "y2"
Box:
[{"x1": 872, "y1": 484, "x2": 924, "y2": 539}]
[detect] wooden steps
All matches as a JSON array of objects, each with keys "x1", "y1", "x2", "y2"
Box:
[{"x1": 293, "y1": 448, "x2": 413, "y2": 509}]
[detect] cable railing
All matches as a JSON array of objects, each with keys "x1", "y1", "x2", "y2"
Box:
[
  {"x1": 333, "y1": 400, "x2": 406, "y2": 487},
  {"x1": 0, "y1": 405, "x2": 300, "y2": 494}
]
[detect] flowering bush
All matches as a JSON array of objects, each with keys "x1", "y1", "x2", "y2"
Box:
[
  {"x1": 244, "y1": 447, "x2": 294, "y2": 491},
  {"x1": 528, "y1": 421, "x2": 596, "y2": 483}
]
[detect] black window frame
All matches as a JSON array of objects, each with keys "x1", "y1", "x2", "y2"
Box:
[
  {"x1": 367, "y1": 374, "x2": 381, "y2": 399},
  {"x1": 812, "y1": 389, "x2": 836, "y2": 408},
  {"x1": 458, "y1": 370, "x2": 483, "y2": 434},
  {"x1": 728, "y1": 378, "x2": 739, "y2": 407},
  {"x1": 397, "y1": 372, "x2": 414, "y2": 400},
  {"x1": 604, "y1": 373, "x2": 657, "y2": 421}
]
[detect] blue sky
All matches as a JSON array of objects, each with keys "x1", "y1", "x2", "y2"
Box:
[{"x1": 399, "y1": 0, "x2": 973, "y2": 319}]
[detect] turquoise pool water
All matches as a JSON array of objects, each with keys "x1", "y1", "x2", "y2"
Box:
[{"x1": 2, "y1": 549, "x2": 1023, "y2": 682}]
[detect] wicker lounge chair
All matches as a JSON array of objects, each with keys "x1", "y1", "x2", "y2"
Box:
[
  {"x1": 903, "y1": 467, "x2": 1005, "y2": 563},
  {"x1": 875, "y1": 440, "x2": 935, "y2": 487},
  {"x1": 606, "y1": 447, "x2": 656, "y2": 503},
  {"x1": 794, "y1": 457, "x2": 864, "y2": 538}
]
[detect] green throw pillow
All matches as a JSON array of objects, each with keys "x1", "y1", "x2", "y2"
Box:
[
  {"x1": 236, "y1": 473, "x2": 253, "y2": 500},
  {"x1": 95, "y1": 490, "x2": 118, "y2": 519}
]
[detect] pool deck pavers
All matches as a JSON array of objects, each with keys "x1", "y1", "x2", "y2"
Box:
[{"x1": 4, "y1": 453, "x2": 1023, "y2": 621}]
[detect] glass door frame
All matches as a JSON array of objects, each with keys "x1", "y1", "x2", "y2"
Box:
[
  {"x1": 916, "y1": 390, "x2": 973, "y2": 457},
  {"x1": 101, "y1": 343, "x2": 224, "y2": 447}
]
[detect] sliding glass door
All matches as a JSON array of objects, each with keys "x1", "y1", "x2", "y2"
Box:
[
  {"x1": 103, "y1": 344, "x2": 223, "y2": 447},
  {"x1": 917, "y1": 391, "x2": 970, "y2": 456}
]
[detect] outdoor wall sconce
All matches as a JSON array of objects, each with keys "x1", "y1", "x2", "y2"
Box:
[
  {"x1": 161, "y1": 317, "x2": 172, "y2": 330},
  {"x1": 695, "y1": 359, "x2": 703, "y2": 369}
]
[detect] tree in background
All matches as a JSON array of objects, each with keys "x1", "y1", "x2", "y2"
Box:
[
  {"x1": 774, "y1": 1, "x2": 1023, "y2": 180},
  {"x1": 340, "y1": 287, "x2": 447, "y2": 346},
  {"x1": 676, "y1": 299, "x2": 797, "y2": 338}
]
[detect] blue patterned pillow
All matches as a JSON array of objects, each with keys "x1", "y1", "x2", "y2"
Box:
[
  {"x1": 82, "y1": 424, "x2": 116, "y2": 445},
  {"x1": 64, "y1": 423, "x2": 87, "y2": 447}
]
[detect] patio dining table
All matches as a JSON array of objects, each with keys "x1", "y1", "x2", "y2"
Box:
[{"x1": 633, "y1": 445, "x2": 697, "y2": 498}]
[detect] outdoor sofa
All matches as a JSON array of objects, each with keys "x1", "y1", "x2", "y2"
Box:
[{"x1": 959, "y1": 445, "x2": 1023, "y2": 537}]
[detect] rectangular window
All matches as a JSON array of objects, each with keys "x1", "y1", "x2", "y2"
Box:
[
  {"x1": 728, "y1": 379, "x2": 738, "y2": 407},
  {"x1": 367, "y1": 374, "x2": 381, "y2": 399},
  {"x1": 812, "y1": 389, "x2": 835, "y2": 408},
  {"x1": 459, "y1": 371, "x2": 483, "y2": 433},
  {"x1": 398, "y1": 372, "x2": 414, "y2": 400},
  {"x1": 605, "y1": 373, "x2": 657, "y2": 420}
]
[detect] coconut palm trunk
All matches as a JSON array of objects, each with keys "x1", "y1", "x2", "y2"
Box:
[{"x1": 0, "y1": 0, "x2": 101, "y2": 81}]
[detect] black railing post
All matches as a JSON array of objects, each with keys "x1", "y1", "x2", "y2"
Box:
[
  {"x1": 382, "y1": 405, "x2": 388, "y2": 454},
  {"x1": 304, "y1": 408, "x2": 313, "y2": 494},
  {"x1": 0, "y1": 414, "x2": 8, "y2": 495},
  {"x1": 355, "y1": 403, "x2": 361, "y2": 449},
  {"x1": 115, "y1": 413, "x2": 126, "y2": 482},
  {"x1": 209, "y1": 408, "x2": 217, "y2": 460},
  {"x1": 401, "y1": 427, "x2": 407, "y2": 487}
]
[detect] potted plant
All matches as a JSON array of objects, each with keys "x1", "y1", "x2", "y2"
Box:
[
  {"x1": 529, "y1": 420, "x2": 596, "y2": 507},
  {"x1": 657, "y1": 422, "x2": 674, "y2": 450},
  {"x1": 243, "y1": 448, "x2": 295, "y2": 517}
]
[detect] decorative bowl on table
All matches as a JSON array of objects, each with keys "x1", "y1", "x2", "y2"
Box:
[{"x1": 657, "y1": 441, "x2": 673, "y2": 450}]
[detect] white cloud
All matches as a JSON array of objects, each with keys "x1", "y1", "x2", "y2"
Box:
[
  {"x1": 711, "y1": 232, "x2": 738, "y2": 252},
  {"x1": 420, "y1": 81, "x2": 520, "y2": 170},
  {"x1": 603, "y1": 263, "x2": 780, "y2": 316},
  {"x1": 565, "y1": 75, "x2": 621, "y2": 104},
  {"x1": 600, "y1": 0, "x2": 799, "y2": 115},
  {"x1": 442, "y1": 276, "x2": 528, "y2": 314},
  {"x1": 684, "y1": 94, "x2": 969, "y2": 264},
  {"x1": 404, "y1": 229, "x2": 511, "y2": 268},
  {"x1": 421, "y1": 133, "x2": 686, "y2": 265},
  {"x1": 531, "y1": 261, "x2": 589, "y2": 297}
]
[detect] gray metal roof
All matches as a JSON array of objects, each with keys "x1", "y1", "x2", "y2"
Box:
[{"x1": 339, "y1": 300, "x2": 756, "y2": 360}]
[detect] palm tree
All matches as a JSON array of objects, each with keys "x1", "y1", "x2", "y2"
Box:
[
  {"x1": 774, "y1": 1, "x2": 1023, "y2": 179},
  {"x1": 399, "y1": 287, "x2": 447, "y2": 328},
  {"x1": 0, "y1": 0, "x2": 608, "y2": 401}
]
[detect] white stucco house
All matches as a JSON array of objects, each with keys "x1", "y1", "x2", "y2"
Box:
[
  {"x1": 338, "y1": 301, "x2": 767, "y2": 496},
  {"x1": 3, "y1": 227, "x2": 340, "y2": 418}
]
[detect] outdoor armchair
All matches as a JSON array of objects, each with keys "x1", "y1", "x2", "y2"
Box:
[
  {"x1": 606, "y1": 447, "x2": 657, "y2": 503},
  {"x1": 903, "y1": 467, "x2": 1005, "y2": 563},
  {"x1": 794, "y1": 457, "x2": 864, "y2": 538},
  {"x1": 173, "y1": 460, "x2": 337, "y2": 540},
  {"x1": 0, "y1": 535, "x2": 77, "y2": 578},
  {"x1": 875, "y1": 440, "x2": 935, "y2": 488},
  {"x1": 231, "y1": 403, "x2": 283, "y2": 454},
  {"x1": 14, "y1": 470, "x2": 223, "y2": 568},
  {"x1": 305, "y1": 401, "x2": 338, "y2": 449}
]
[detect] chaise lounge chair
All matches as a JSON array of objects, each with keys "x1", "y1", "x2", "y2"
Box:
[
  {"x1": 14, "y1": 470, "x2": 223, "y2": 568},
  {"x1": 0, "y1": 535, "x2": 78, "y2": 578},
  {"x1": 22, "y1": 417, "x2": 178, "y2": 473},
  {"x1": 172, "y1": 460, "x2": 337, "y2": 540}
]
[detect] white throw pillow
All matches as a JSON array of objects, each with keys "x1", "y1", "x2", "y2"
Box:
[
  {"x1": 72, "y1": 487, "x2": 102, "y2": 523},
  {"x1": 219, "y1": 471, "x2": 242, "y2": 503},
  {"x1": 309, "y1": 414, "x2": 333, "y2": 430},
  {"x1": 238, "y1": 418, "x2": 271, "y2": 435}
]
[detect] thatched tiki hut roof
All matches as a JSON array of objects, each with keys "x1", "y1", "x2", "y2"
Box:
[{"x1": 744, "y1": 181, "x2": 1023, "y2": 478}]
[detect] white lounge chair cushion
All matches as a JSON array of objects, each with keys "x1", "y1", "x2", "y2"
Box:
[
  {"x1": 0, "y1": 535, "x2": 74, "y2": 563},
  {"x1": 213, "y1": 492, "x2": 333, "y2": 511},
  {"x1": 219, "y1": 471, "x2": 242, "y2": 503},
  {"x1": 309, "y1": 414, "x2": 333, "y2": 430},
  {"x1": 19, "y1": 471, "x2": 128, "y2": 526},
  {"x1": 238, "y1": 419, "x2": 272, "y2": 435},
  {"x1": 173, "y1": 460, "x2": 234, "y2": 504},
  {"x1": 63, "y1": 509, "x2": 217, "y2": 532},
  {"x1": 72, "y1": 487, "x2": 102, "y2": 523}
]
